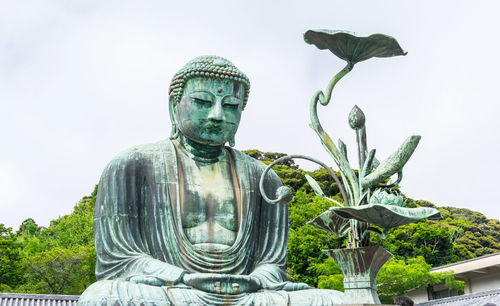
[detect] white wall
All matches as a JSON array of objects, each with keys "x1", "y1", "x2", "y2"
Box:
[{"x1": 470, "y1": 272, "x2": 500, "y2": 293}]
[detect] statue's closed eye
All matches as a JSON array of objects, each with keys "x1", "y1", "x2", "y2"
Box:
[
  {"x1": 192, "y1": 97, "x2": 211, "y2": 105},
  {"x1": 223, "y1": 104, "x2": 238, "y2": 110}
]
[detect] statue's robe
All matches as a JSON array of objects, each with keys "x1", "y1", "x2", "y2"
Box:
[{"x1": 78, "y1": 139, "x2": 344, "y2": 305}]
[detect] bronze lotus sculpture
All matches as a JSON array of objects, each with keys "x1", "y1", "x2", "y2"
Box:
[
  {"x1": 78, "y1": 56, "x2": 345, "y2": 305},
  {"x1": 260, "y1": 30, "x2": 441, "y2": 304}
]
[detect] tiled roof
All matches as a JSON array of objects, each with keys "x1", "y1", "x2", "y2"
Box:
[
  {"x1": 0, "y1": 293, "x2": 79, "y2": 306},
  {"x1": 417, "y1": 289, "x2": 500, "y2": 306}
]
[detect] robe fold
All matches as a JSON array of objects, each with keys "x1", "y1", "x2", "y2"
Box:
[{"x1": 78, "y1": 139, "x2": 344, "y2": 305}]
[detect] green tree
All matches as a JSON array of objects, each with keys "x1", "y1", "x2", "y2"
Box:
[
  {"x1": 311, "y1": 258, "x2": 344, "y2": 291},
  {"x1": 0, "y1": 224, "x2": 24, "y2": 291},
  {"x1": 440, "y1": 207, "x2": 500, "y2": 258},
  {"x1": 7, "y1": 186, "x2": 98, "y2": 294},
  {"x1": 376, "y1": 257, "x2": 463, "y2": 303},
  {"x1": 288, "y1": 224, "x2": 339, "y2": 286},
  {"x1": 40, "y1": 195, "x2": 95, "y2": 248},
  {"x1": 20, "y1": 246, "x2": 94, "y2": 294},
  {"x1": 242, "y1": 150, "x2": 299, "y2": 169},
  {"x1": 18, "y1": 219, "x2": 40, "y2": 237},
  {"x1": 315, "y1": 256, "x2": 463, "y2": 303},
  {"x1": 377, "y1": 221, "x2": 455, "y2": 266}
]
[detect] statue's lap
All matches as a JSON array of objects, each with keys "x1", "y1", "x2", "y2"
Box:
[{"x1": 78, "y1": 279, "x2": 343, "y2": 306}]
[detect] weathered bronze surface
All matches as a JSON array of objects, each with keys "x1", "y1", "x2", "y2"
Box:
[
  {"x1": 303, "y1": 30, "x2": 407, "y2": 63},
  {"x1": 260, "y1": 30, "x2": 442, "y2": 305},
  {"x1": 78, "y1": 56, "x2": 345, "y2": 305},
  {"x1": 301, "y1": 29, "x2": 441, "y2": 244},
  {"x1": 324, "y1": 247, "x2": 392, "y2": 305}
]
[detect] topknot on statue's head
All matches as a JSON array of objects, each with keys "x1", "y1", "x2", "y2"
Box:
[{"x1": 168, "y1": 55, "x2": 251, "y2": 108}]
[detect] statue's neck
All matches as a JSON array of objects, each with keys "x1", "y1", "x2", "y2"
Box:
[{"x1": 177, "y1": 135, "x2": 224, "y2": 163}]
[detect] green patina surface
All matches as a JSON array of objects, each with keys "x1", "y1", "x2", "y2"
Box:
[
  {"x1": 302, "y1": 29, "x2": 441, "y2": 246},
  {"x1": 77, "y1": 30, "x2": 440, "y2": 305},
  {"x1": 304, "y1": 30, "x2": 441, "y2": 305},
  {"x1": 259, "y1": 30, "x2": 442, "y2": 305},
  {"x1": 78, "y1": 55, "x2": 345, "y2": 305}
]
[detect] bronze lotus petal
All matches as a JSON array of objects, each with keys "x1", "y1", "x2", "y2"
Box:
[
  {"x1": 331, "y1": 204, "x2": 441, "y2": 231},
  {"x1": 307, "y1": 208, "x2": 350, "y2": 237}
]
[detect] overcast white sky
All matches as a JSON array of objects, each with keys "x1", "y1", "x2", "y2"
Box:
[{"x1": 1, "y1": 1, "x2": 500, "y2": 230}]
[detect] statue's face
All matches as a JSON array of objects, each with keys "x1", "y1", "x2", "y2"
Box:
[{"x1": 174, "y1": 77, "x2": 244, "y2": 146}]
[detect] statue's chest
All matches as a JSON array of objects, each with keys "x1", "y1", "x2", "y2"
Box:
[{"x1": 179, "y1": 157, "x2": 239, "y2": 247}]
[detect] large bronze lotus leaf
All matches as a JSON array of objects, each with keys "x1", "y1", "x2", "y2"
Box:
[
  {"x1": 307, "y1": 208, "x2": 350, "y2": 237},
  {"x1": 304, "y1": 30, "x2": 407, "y2": 64},
  {"x1": 331, "y1": 204, "x2": 441, "y2": 231}
]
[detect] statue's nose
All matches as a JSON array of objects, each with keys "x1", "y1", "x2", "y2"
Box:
[{"x1": 208, "y1": 99, "x2": 223, "y2": 121}]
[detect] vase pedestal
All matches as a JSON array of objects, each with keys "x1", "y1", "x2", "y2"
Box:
[{"x1": 323, "y1": 246, "x2": 392, "y2": 305}]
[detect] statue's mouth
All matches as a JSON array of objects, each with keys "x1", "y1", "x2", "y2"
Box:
[{"x1": 202, "y1": 121, "x2": 233, "y2": 133}]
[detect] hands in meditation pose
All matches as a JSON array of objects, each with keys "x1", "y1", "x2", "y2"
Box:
[{"x1": 78, "y1": 56, "x2": 344, "y2": 305}]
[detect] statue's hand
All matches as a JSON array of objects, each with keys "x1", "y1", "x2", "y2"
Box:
[
  {"x1": 127, "y1": 275, "x2": 165, "y2": 286},
  {"x1": 182, "y1": 273, "x2": 261, "y2": 295}
]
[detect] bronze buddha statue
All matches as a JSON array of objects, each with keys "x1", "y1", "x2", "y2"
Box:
[{"x1": 78, "y1": 56, "x2": 344, "y2": 305}]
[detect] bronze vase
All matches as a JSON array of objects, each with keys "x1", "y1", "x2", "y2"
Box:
[{"x1": 323, "y1": 246, "x2": 393, "y2": 304}]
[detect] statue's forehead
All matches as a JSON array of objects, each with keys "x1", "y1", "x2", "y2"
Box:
[{"x1": 185, "y1": 77, "x2": 243, "y2": 96}]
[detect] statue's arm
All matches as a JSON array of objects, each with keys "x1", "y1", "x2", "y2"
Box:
[
  {"x1": 94, "y1": 208, "x2": 187, "y2": 286},
  {"x1": 247, "y1": 166, "x2": 290, "y2": 289},
  {"x1": 248, "y1": 166, "x2": 312, "y2": 291},
  {"x1": 93, "y1": 151, "x2": 186, "y2": 286}
]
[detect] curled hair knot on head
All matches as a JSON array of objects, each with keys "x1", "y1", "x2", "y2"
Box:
[{"x1": 168, "y1": 55, "x2": 251, "y2": 109}]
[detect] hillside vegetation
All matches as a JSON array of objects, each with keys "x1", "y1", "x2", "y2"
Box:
[{"x1": 1, "y1": 150, "x2": 498, "y2": 300}]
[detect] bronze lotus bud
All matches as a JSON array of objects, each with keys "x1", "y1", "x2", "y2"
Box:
[
  {"x1": 370, "y1": 188, "x2": 406, "y2": 207},
  {"x1": 348, "y1": 105, "x2": 366, "y2": 130}
]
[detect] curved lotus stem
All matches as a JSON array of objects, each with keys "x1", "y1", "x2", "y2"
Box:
[
  {"x1": 309, "y1": 62, "x2": 360, "y2": 204},
  {"x1": 311, "y1": 62, "x2": 353, "y2": 116},
  {"x1": 357, "y1": 126, "x2": 367, "y2": 172},
  {"x1": 309, "y1": 62, "x2": 354, "y2": 141},
  {"x1": 259, "y1": 154, "x2": 349, "y2": 206}
]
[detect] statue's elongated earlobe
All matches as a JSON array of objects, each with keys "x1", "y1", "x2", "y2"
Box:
[
  {"x1": 229, "y1": 137, "x2": 235, "y2": 147},
  {"x1": 170, "y1": 124, "x2": 179, "y2": 140},
  {"x1": 169, "y1": 95, "x2": 179, "y2": 140}
]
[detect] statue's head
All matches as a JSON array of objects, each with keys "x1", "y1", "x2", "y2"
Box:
[{"x1": 168, "y1": 56, "x2": 250, "y2": 147}]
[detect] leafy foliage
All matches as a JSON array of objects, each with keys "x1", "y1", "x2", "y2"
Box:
[
  {"x1": 313, "y1": 255, "x2": 464, "y2": 303},
  {"x1": 376, "y1": 221, "x2": 455, "y2": 266},
  {"x1": 376, "y1": 257, "x2": 463, "y2": 303},
  {"x1": 20, "y1": 246, "x2": 94, "y2": 294},
  {"x1": 1, "y1": 150, "x2": 498, "y2": 299},
  {"x1": 0, "y1": 225, "x2": 23, "y2": 289},
  {"x1": 0, "y1": 185, "x2": 97, "y2": 294}
]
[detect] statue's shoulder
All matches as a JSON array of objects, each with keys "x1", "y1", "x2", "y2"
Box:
[{"x1": 105, "y1": 139, "x2": 174, "y2": 170}]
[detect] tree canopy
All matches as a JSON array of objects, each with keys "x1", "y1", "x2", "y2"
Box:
[{"x1": 1, "y1": 150, "x2": 498, "y2": 300}]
